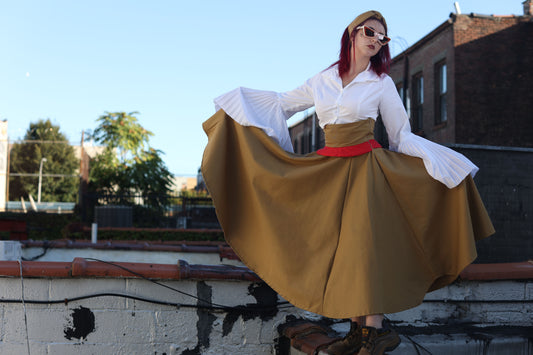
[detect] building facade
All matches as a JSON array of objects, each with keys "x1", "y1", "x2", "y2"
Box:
[
  {"x1": 389, "y1": 3, "x2": 533, "y2": 147},
  {"x1": 289, "y1": 1, "x2": 533, "y2": 152},
  {"x1": 288, "y1": 111, "x2": 325, "y2": 155}
]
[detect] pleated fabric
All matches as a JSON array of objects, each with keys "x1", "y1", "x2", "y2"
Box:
[{"x1": 201, "y1": 110, "x2": 495, "y2": 318}]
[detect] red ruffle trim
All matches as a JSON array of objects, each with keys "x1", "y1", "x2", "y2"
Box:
[{"x1": 316, "y1": 139, "x2": 382, "y2": 157}]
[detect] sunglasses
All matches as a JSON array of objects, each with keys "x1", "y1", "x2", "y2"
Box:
[{"x1": 356, "y1": 25, "x2": 391, "y2": 45}]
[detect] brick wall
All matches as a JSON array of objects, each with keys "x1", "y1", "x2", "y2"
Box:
[
  {"x1": 0, "y1": 277, "x2": 300, "y2": 354},
  {"x1": 390, "y1": 14, "x2": 533, "y2": 148},
  {"x1": 0, "y1": 269, "x2": 530, "y2": 354},
  {"x1": 390, "y1": 20, "x2": 457, "y2": 144},
  {"x1": 454, "y1": 15, "x2": 533, "y2": 147},
  {"x1": 451, "y1": 145, "x2": 533, "y2": 263},
  {"x1": 288, "y1": 112, "x2": 324, "y2": 154}
]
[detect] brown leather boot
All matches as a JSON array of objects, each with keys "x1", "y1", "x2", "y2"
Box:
[
  {"x1": 357, "y1": 325, "x2": 400, "y2": 355},
  {"x1": 325, "y1": 321, "x2": 362, "y2": 355}
]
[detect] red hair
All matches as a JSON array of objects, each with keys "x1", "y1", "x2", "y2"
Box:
[{"x1": 332, "y1": 17, "x2": 391, "y2": 77}]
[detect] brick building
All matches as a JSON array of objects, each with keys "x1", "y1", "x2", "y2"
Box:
[
  {"x1": 290, "y1": 1, "x2": 533, "y2": 152},
  {"x1": 288, "y1": 111, "x2": 324, "y2": 154},
  {"x1": 389, "y1": 1, "x2": 533, "y2": 147}
]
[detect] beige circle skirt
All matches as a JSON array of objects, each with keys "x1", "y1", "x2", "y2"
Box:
[{"x1": 201, "y1": 110, "x2": 495, "y2": 318}]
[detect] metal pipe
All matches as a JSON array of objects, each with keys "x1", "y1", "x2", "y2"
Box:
[{"x1": 37, "y1": 158, "x2": 47, "y2": 203}]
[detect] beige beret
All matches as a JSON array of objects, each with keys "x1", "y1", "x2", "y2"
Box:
[{"x1": 347, "y1": 10, "x2": 388, "y2": 36}]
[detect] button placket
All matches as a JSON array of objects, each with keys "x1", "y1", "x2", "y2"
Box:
[{"x1": 335, "y1": 90, "x2": 343, "y2": 119}]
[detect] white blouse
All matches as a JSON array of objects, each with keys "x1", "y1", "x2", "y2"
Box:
[{"x1": 214, "y1": 64, "x2": 478, "y2": 188}]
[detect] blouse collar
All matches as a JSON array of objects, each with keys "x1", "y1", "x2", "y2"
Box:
[{"x1": 326, "y1": 62, "x2": 381, "y2": 85}]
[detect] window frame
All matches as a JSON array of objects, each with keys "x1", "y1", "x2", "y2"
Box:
[{"x1": 435, "y1": 60, "x2": 448, "y2": 125}]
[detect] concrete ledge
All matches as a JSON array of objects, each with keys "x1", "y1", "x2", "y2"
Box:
[{"x1": 21, "y1": 239, "x2": 238, "y2": 259}]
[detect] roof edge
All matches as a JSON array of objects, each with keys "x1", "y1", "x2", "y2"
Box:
[{"x1": 0, "y1": 259, "x2": 529, "y2": 282}]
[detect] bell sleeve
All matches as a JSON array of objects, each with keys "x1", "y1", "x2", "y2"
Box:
[
  {"x1": 213, "y1": 80, "x2": 315, "y2": 152},
  {"x1": 379, "y1": 76, "x2": 478, "y2": 189}
]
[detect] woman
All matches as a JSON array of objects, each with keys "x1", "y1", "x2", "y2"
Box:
[{"x1": 201, "y1": 10, "x2": 494, "y2": 355}]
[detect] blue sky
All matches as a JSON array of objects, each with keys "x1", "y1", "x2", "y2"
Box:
[{"x1": 0, "y1": 0, "x2": 523, "y2": 176}]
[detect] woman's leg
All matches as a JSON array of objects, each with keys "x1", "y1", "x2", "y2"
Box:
[
  {"x1": 326, "y1": 314, "x2": 396, "y2": 354},
  {"x1": 363, "y1": 314, "x2": 383, "y2": 328},
  {"x1": 350, "y1": 316, "x2": 365, "y2": 326}
]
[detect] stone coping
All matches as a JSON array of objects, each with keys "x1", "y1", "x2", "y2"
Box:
[
  {"x1": 0, "y1": 257, "x2": 530, "y2": 282},
  {"x1": 0, "y1": 258, "x2": 260, "y2": 281},
  {"x1": 459, "y1": 260, "x2": 533, "y2": 280}
]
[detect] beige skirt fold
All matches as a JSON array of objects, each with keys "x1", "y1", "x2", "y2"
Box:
[{"x1": 201, "y1": 110, "x2": 494, "y2": 318}]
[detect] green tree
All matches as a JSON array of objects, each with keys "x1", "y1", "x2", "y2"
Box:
[
  {"x1": 89, "y1": 112, "x2": 173, "y2": 210},
  {"x1": 9, "y1": 119, "x2": 79, "y2": 202}
]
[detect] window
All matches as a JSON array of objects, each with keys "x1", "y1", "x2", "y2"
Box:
[
  {"x1": 435, "y1": 61, "x2": 447, "y2": 124},
  {"x1": 396, "y1": 82, "x2": 404, "y2": 103},
  {"x1": 411, "y1": 73, "x2": 424, "y2": 132}
]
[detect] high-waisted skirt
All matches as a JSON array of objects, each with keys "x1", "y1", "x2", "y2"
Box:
[{"x1": 201, "y1": 110, "x2": 495, "y2": 318}]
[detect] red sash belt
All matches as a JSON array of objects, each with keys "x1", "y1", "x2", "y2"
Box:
[{"x1": 316, "y1": 139, "x2": 382, "y2": 157}]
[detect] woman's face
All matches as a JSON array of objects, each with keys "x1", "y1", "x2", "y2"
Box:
[{"x1": 353, "y1": 19, "x2": 387, "y2": 59}]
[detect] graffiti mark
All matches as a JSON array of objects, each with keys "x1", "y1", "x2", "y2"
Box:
[
  {"x1": 222, "y1": 282, "x2": 279, "y2": 336},
  {"x1": 181, "y1": 281, "x2": 216, "y2": 355},
  {"x1": 64, "y1": 306, "x2": 96, "y2": 340},
  {"x1": 246, "y1": 282, "x2": 279, "y2": 322}
]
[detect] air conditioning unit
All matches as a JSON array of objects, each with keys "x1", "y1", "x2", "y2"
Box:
[{"x1": 0, "y1": 241, "x2": 22, "y2": 261}]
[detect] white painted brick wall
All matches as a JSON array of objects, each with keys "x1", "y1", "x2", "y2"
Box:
[
  {"x1": 0, "y1": 276, "x2": 301, "y2": 354},
  {"x1": 389, "y1": 280, "x2": 532, "y2": 326},
  {"x1": 0, "y1": 276, "x2": 530, "y2": 354}
]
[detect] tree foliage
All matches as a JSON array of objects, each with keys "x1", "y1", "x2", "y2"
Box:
[
  {"x1": 9, "y1": 119, "x2": 79, "y2": 202},
  {"x1": 89, "y1": 112, "x2": 173, "y2": 210}
]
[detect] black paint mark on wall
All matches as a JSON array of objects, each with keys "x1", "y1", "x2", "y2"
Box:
[
  {"x1": 247, "y1": 282, "x2": 279, "y2": 321},
  {"x1": 181, "y1": 281, "x2": 216, "y2": 355},
  {"x1": 222, "y1": 282, "x2": 279, "y2": 336},
  {"x1": 64, "y1": 306, "x2": 96, "y2": 340}
]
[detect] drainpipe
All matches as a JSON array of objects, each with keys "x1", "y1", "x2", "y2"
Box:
[{"x1": 402, "y1": 55, "x2": 409, "y2": 110}]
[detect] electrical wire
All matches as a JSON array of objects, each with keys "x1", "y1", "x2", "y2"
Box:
[
  {"x1": 384, "y1": 316, "x2": 434, "y2": 355},
  {"x1": 403, "y1": 333, "x2": 433, "y2": 355},
  {"x1": 22, "y1": 240, "x2": 55, "y2": 261},
  {"x1": 5, "y1": 257, "x2": 293, "y2": 314},
  {"x1": 0, "y1": 290, "x2": 294, "y2": 313},
  {"x1": 83, "y1": 257, "x2": 292, "y2": 311},
  {"x1": 0, "y1": 291, "x2": 243, "y2": 311}
]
